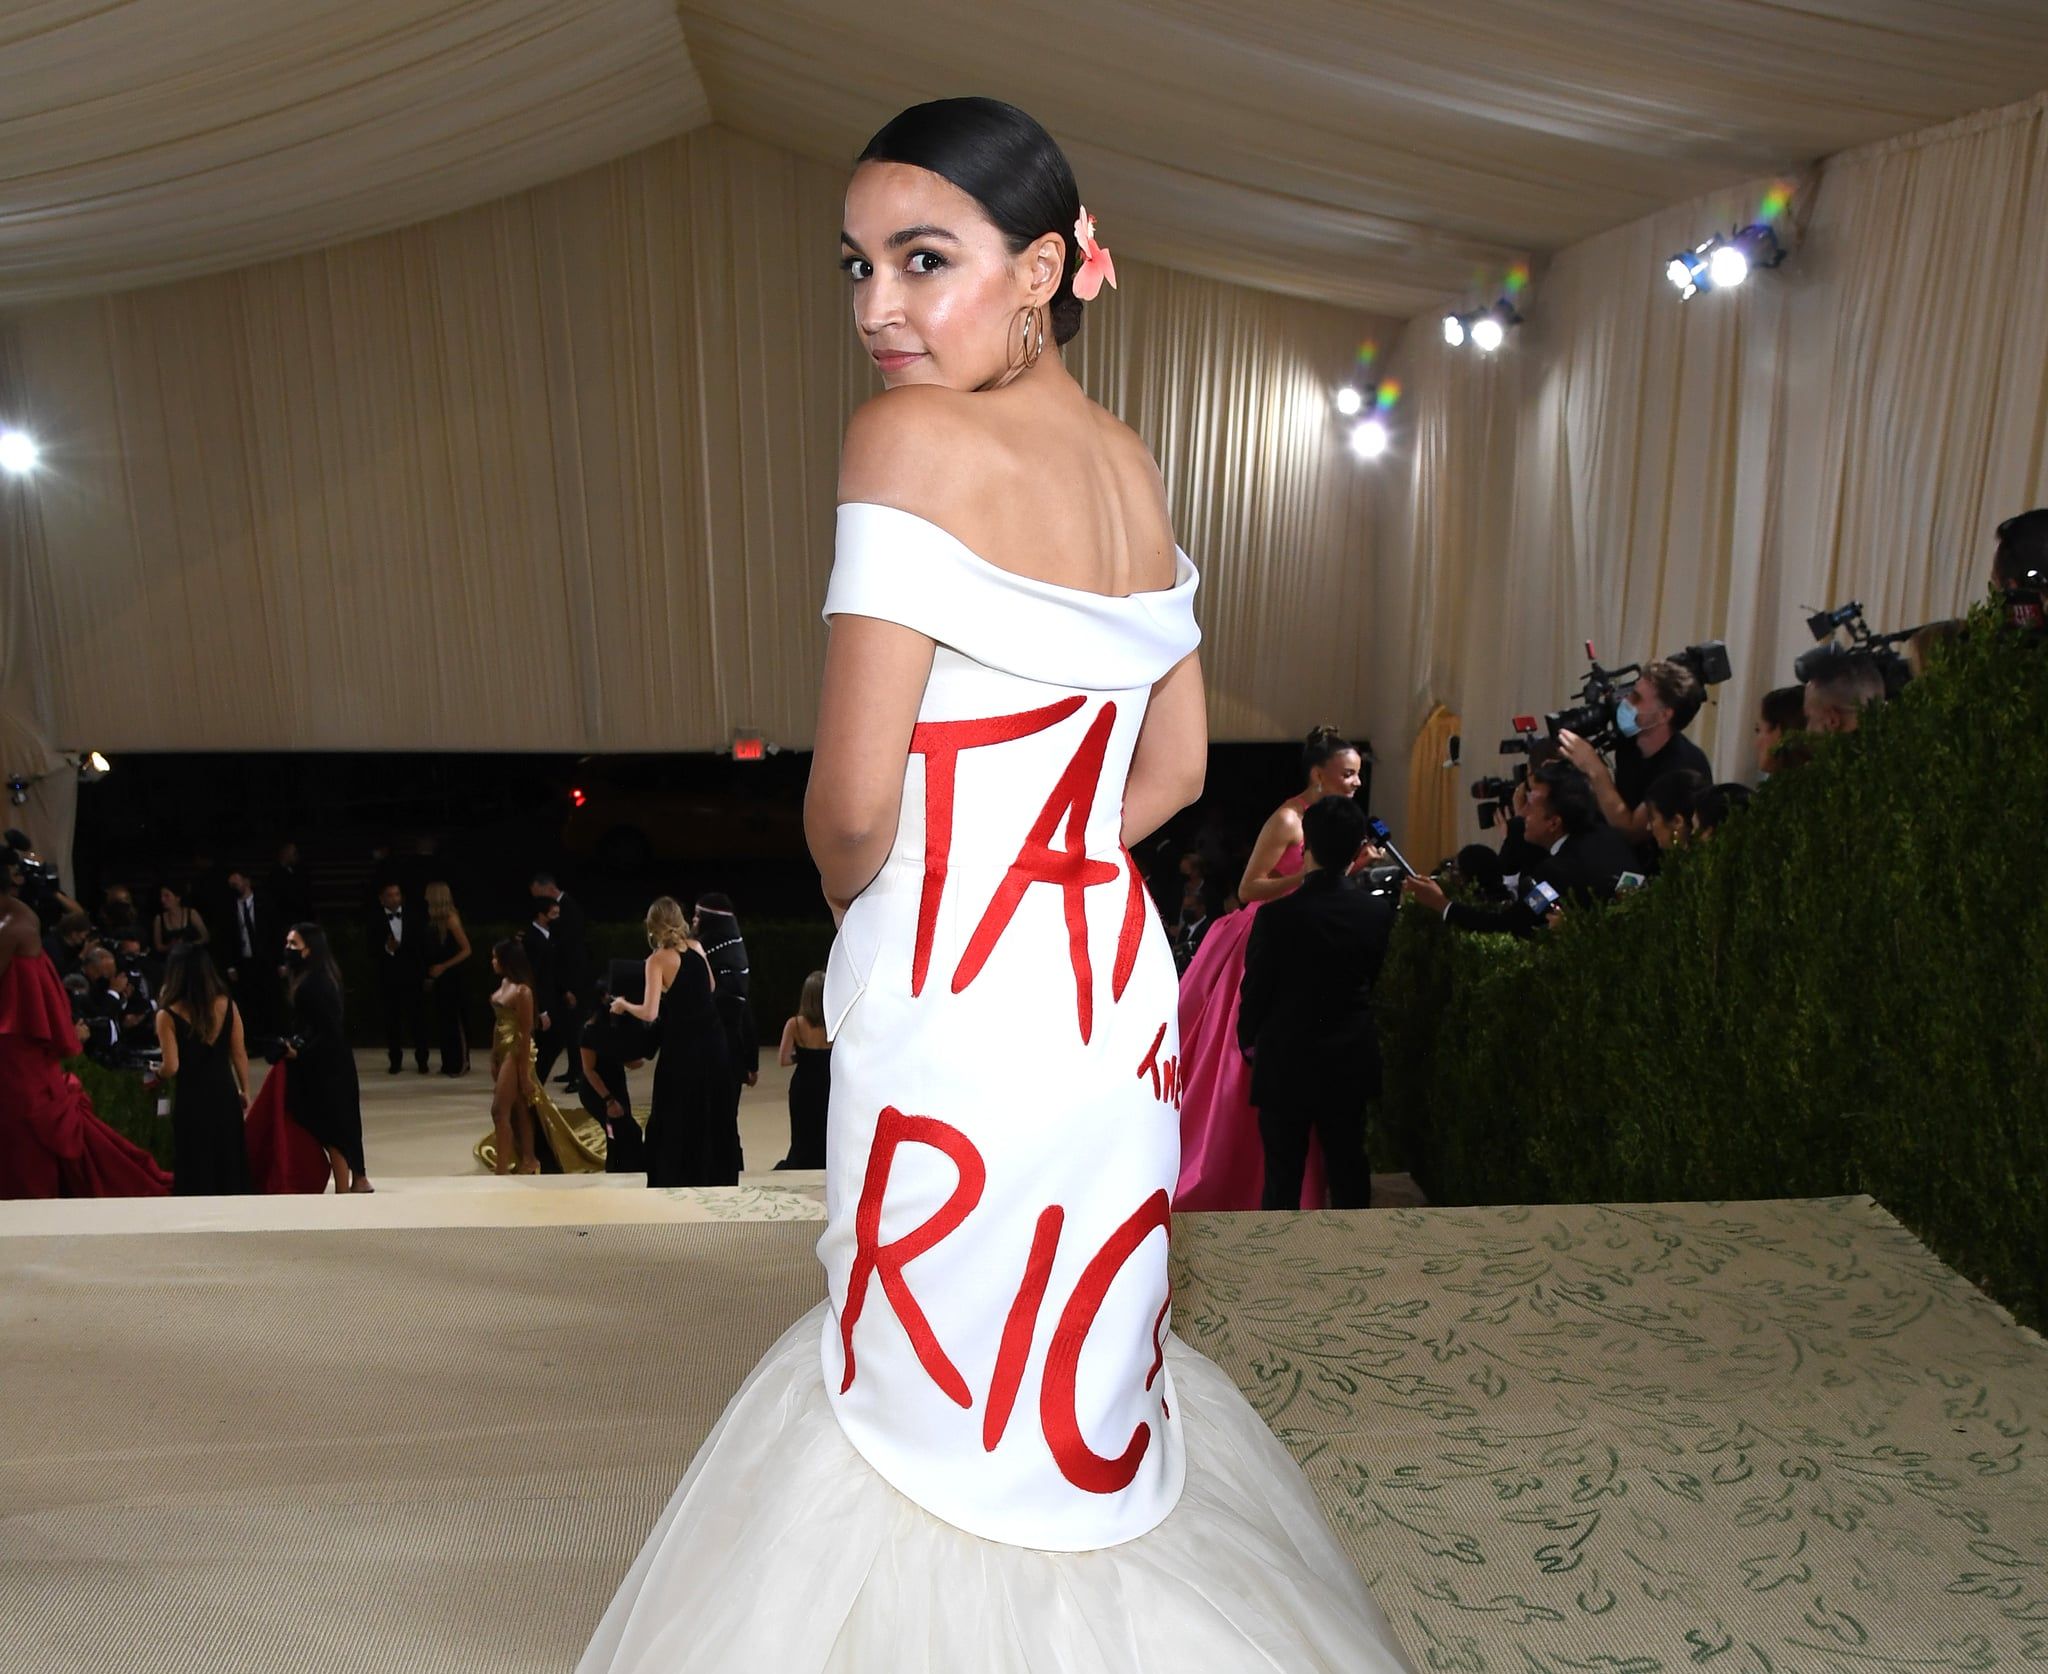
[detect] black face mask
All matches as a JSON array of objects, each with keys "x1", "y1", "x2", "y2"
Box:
[{"x1": 283, "y1": 950, "x2": 307, "y2": 970}]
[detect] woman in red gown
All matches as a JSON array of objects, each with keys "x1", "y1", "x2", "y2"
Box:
[{"x1": 0, "y1": 866, "x2": 172, "y2": 1199}]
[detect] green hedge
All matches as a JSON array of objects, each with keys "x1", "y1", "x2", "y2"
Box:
[
  {"x1": 68, "y1": 1053, "x2": 173, "y2": 1170},
  {"x1": 324, "y1": 917, "x2": 836, "y2": 1051},
  {"x1": 1378, "y1": 608, "x2": 2048, "y2": 1330}
]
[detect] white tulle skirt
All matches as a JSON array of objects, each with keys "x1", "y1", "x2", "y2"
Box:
[{"x1": 576, "y1": 1303, "x2": 1411, "y2": 1673}]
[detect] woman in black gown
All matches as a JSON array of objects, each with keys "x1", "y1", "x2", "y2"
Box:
[
  {"x1": 773, "y1": 969, "x2": 830, "y2": 1170},
  {"x1": 424, "y1": 881, "x2": 472, "y2": 1076},
  {"x1": 282, "y1": 923, "x2": 370, "y2": 1193},
  {"x1": 611, "y1": 896, "x2": 732, "y2": 1188},
  {"x1": 153, "y1": 945, "x2": 252, "y2": 1195}
]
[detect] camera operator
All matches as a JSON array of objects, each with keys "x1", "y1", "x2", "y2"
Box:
[
  {"x1": 1236, "y1": 795, "x2": 1394, "y2": 1210},
  {"x1": 1802, "y1": 647, "x2": 1886, "y2": 735},
  {"x1": 1556, "y1": 660, "x2": 1710, "y2": 850},
  {"x1": 43, "y1": 910, "x2": 94, "y2": 978},
  {"x1": 74, "y1": 946, "x2": 154, "y2": 1064},
  {"x1": 1406, "y1": 763, "x2": 1632, "y2": 935},
  {"x1": 3, "y1": 828, "x2": 84, "y2": 931},
  {"x1": 1992, "y1": 508, "x2": 2046, "y2": 622}
]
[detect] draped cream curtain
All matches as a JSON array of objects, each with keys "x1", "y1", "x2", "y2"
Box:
[
  {"x1": 1, "y1": 124, "x2": 1387, "y2": 756},
  {"x1": 1372, "y1": 92, "x2": 2048, "y2": 841}
]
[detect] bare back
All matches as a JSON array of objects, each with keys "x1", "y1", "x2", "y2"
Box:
[{"x1": 843, "y1": 375, "x2": 1177, "y2": 598}]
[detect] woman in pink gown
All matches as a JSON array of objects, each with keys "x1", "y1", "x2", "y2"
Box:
[
  {"x1": 0, "y1": 877, "x2": 172, "y2": 1199},
  {"x1": 1174, "y1": 726, "x2": 1364, "y2": 1211}
]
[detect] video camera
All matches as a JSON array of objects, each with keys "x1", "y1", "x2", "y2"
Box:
[
  {"x1": 1792, "y1": 602, "x2": 1917, "y2": 698},
  {"x1": 1469, "y1": 639, "x2": 1732, "y2": 824}
]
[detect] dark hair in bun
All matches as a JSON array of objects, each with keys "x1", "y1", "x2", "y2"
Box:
[
  {"x1": 1303, "y1": 725, "x2": 1354, "y2": 779},
  {"x1": 857, "y1": 98, "x2": 1087, "y2": 347}
]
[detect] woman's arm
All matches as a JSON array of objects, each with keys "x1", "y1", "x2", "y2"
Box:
[
  {"x1": 1122, "y1": 650, "x2": 1207, "y2": 848},
  {"x1": 1238, "y1": 804, "x2": 1309, "y2": 903},
  {"x1": 229, "y1": 1003, "x2": 250, "y2": 1105},
  {"x1": 610, "y1": 951, "x2": 675, "y2": 1023},
  {"x1": 513, "y1": 987, "x2": 536, "y2": 1092},
  {"x1": 806, "y1": 614, "x2": 932, "y2": 910},
  {"x1": 153, "y1": 915, "x2": 170, "y2": 954},
  {"x1": 778, "y1": 1015, "x2": 798, "y2": 1068},
  {"x1": 190, "y1": 910, "x2": 209, "y2": 946},
  {"x1": 155, "y1": 1008, "x2": 180, "y2": 1078},
  {"x1": 447, "y1": 914, "x2": 471, "y2": 966}
]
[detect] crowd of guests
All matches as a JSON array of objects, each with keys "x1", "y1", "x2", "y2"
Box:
[{"x1": 4, "y1": 822, "x2": 835, "y2": 1199}]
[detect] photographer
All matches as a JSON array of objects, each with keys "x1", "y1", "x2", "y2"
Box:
[
  {"x1": 1802, "y1": 648, "x2": 1887, "y2": 735},
  {"x1": 43, "y1": 910, "x2": 94, "y2": 978},
  {"x1": 1406, "y1": 763, "x2": 1632, "y2": 935},
  {"x1": 1236, "y1": 795, "x2": 1394, "y2": 1210},
  {"x1": 4, "y1": 828, "x2": 84, "y2": 931},
  {"x1": 1556, "y1": 660, "x2": 1711, "y2": 848},
  {"x1": 74, "y1": 946, "x2": 154, "y2": 1065},
  {"x1": 1992, "y1": 507, "x2": 2046, "y2": 608}
]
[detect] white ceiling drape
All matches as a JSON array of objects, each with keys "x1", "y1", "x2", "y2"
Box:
[
  {"x1": 3, "y1": 124, "x2": 1390, "y2": 755},
  {"x1": 0, "y1": 0, "x2": 709, "y2": 305},
  {"x1": 8, "y1": 3, "x2": 2048, "y2": 316},
  {"x1": 1370, "y1": 91, "x2": 2048, "y2": 843}
]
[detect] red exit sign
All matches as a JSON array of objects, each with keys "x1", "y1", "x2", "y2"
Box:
[{"x1": 731, "y1": 731, "x2": 766, "y2": 762}]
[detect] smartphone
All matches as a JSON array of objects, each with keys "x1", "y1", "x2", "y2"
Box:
[
  {"x1": 1521, "y1": 878, "x2": 1561, "y2": 917},
  {"x1": 1614, "y1": 871, "x2": 1647, "y2": 894}
]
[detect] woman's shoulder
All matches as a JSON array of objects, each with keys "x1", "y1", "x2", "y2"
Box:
[{"x1": 839, "y1": 386, "x2": 985, "y2": 503}]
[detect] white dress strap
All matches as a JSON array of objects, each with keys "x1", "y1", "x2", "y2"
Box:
[{"x1": 824, "y1": 502, "x2": 1200, "y2": 691}]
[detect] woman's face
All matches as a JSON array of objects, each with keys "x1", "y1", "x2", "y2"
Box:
[
  {"x1": 841, "y1": 163, "x2": 1064, "y2": 391},
  {"x1": 1312, "y1": 750, "x2": 1363, "y2": 799},
  {"x1": 1649, "y1": 807, "x2": 1687, "y2": 852},
  {"x1": 285, "y1": 930, "x2": 307, "y2": 958},
  {"x1": 159, "y1": 886, "x2": 177, "y2": 911},
  {"x1": 491, "y1": 954, "x2": 502, "y2": 977},
  {"x1": 1753, "y1": 718, "x2": 1781, "y2": 775}
]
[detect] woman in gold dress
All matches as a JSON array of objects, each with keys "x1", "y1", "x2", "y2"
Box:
[{"x1": 474, "y1": 939, "x2": 606, "y2": 1175}]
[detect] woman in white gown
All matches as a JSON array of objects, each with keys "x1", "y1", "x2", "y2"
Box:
[{"x1": 578, "y1": 96, "x2": 1411, "y2": 1673}]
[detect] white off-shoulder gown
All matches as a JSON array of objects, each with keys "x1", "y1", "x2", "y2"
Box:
[{"x1": 577, "y1": 503, "x2": 1411, "y2": 1672}]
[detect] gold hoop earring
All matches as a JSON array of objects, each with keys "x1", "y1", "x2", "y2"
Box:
[{"x1": 991, "y1": 305, "x2": 1047, "y2": 390}]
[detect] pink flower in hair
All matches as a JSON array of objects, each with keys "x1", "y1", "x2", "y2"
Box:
[{"x1": 1072, "y1": 207, "x2": 1117, "y2": 301}]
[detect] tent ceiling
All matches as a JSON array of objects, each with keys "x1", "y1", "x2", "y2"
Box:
[
  {"x1": 0, "y1": 0, "x2": 709, "y2": 305},
  {"x1": 3, "y1": 2, "x2": 2047, "y2": 315}
]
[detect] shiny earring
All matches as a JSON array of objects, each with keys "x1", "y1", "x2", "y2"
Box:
[{"x1": 991, "y1": 305, "x2": 1047, "y2": 389}]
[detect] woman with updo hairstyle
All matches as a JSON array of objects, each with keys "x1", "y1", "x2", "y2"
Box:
[
  {"x1": 608, "y1": 895, "x2": 731, "y2": 1189},
  {"x1": 578, "y1": 100, "x2": 1404, "y2": 1673},
  {"x1": 1172, "y1": 723, "x2": 1370, "y2": 1214}
]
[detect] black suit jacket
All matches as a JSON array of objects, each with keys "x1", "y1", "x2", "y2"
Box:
[
  {"x1": 222, "y1": 893, "x2": 282, "y2": 977},
  {"x1": 1236, "y1": 870, "x2": 1397, "y2": 1111},
  {"x1": 1447, "y1": 824, "x2": 1634, "y2": 936},
  {"x1": 369, "y1": 902, "x2": 427, "y2": 982},
  {"x1": 549, "y1": 894, "x2": 590, "y2": 999},
  {"x1": 521, "y1": 923, "x2": 561, "y2": 1013}
]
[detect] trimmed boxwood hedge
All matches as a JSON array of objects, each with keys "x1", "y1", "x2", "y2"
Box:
[{"x1": 1377, "y1": 606, "x2": 2047, "y2": 1330}]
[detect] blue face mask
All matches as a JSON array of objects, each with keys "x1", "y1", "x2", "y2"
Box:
[{"x1": 1615, "y1": 699, "x2": 1642, "y2": 738}]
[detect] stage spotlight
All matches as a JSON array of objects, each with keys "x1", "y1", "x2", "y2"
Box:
[
  {"x1": 1470, "y1": 315, "x2": 1504, "y2": 352},
  {"x1": 1334, "y1": 385, "x2": 1363, "y2": 416},
  {"x1": 1667, "y1": 224, "x2": 1784, "y2": 301},
  {"x1": 1350, "y1": 417, "x2": 1389, "y2": 460},
  {"x1": 78, "y1": 751, "x2": 111, "y2": 783},
  {"x1": 6, "y1": 775, "x2": 27, "y2": 807},
  {"x1": 0, "y1": 428, "x2": 38, "y2": 475},
  {"x1": 1442, "y1": 314, "x2": 1466, "y2": 348},
  {"x1": 1708, "y1": 243, "x2": 1750, "y2": 289}
]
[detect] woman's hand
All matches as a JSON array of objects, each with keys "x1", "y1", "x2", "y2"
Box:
[{"x1": 609, "y1": 996, "x2": 629, "y2": 1016}]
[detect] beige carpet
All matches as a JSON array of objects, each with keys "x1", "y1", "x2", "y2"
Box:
[{"x1": 3, "y1": 1196, "x2": 2044, "y2": 1671}]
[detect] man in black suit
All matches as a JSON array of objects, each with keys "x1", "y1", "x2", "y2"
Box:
[
  {"x1": 1404, "y1": 763, "x2": 1633, "y2": 935},
  {"x1": 370, "y1": 880, "x2": 430, "y2": 1074},
  {"x1": 529, "y1": 874, "x2": 585, "y2": 1089},
  {"x1": 268, "y1": 841, "x2": 314, "y2": 928},
  {"x1": 221, "y1": 868, "x2": 282, "y2": 1041},
  {"x1": 522, "y1": 895, "x2": 564, "y2": 1082},
  {"x1": 1236, "y1": 795, "x2": 1396, "y2": 1211}
]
